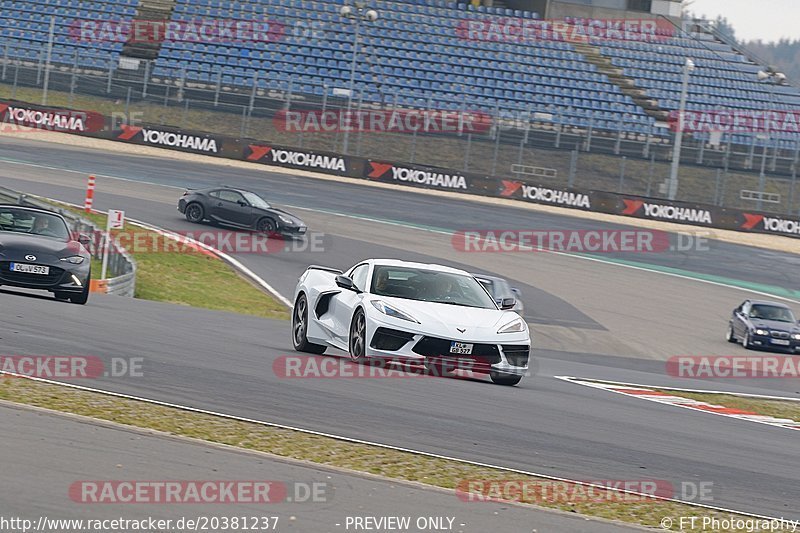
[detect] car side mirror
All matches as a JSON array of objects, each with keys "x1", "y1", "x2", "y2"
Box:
[
  {"x1": 78, "y1": 234, "x2": 91, "y2": 247},
  {"x1": 500, "y1": 298, "x2": 516, "y2": 310},
  {"x1": 237, "y1": 200, "x2": 248, "y2": 207},
  {"x1": 336, "y1": 275, "x2": 360, "y2": 292}
]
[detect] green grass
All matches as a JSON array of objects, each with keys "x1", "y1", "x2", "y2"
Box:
[
  {"x1": 0, "y1": 377, "x2": 761, "y2": 532},
  {"x1": 50, "y1": 202, "x2": 289, "y2": 319}
]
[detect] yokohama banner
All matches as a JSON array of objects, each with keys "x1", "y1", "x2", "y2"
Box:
[
  {"x1": 2, "y1": 96, "x2": 797, "y2": 240},
  {"x1": 363, "y1": 160, "x2": 496, "y2": 195},
  {"x1": 245, "y1": 144, "x2": 359, "y2": 176},
  {"x1": 114, "y1": 124, "x2": 225, "y2": 155},
  {"x1": 0, "y1": 101, "x2": 104, "y2": 134}
]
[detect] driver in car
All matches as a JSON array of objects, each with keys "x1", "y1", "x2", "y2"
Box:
[
  {"x1": 434, "y1": 277, "x2": 460, "y2": 300},
  {"x1": 31, "y1": 216, "x2": 57, "y2": 237}
]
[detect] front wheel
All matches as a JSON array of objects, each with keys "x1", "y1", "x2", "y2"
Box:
[
  {"x1": 490, "y1": 371, "x2": 522, "y2": 386},
  {"x1": 742, "y1": 331, "x2": 753, "y2": 350},
  {"x1": 726, "y1": 324, "x2": 737, "y2": 343},
  {"x1": 348, "y1": 309, "x2": 368, "y2": 363},
  {"x1": 292, "y1": 294, "x2": 326, "y2": 354},
  {"x1": 257, "y1": 217, "x2": 277, "y2": 235}
]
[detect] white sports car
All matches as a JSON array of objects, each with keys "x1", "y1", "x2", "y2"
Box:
[{"x1": 291, "y1": 259, "x2": 531, "y2": 385}]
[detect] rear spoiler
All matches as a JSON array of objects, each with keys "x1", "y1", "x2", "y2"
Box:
[{"x1": 307, "y1": 265, "x2": 343, "y2": 275}]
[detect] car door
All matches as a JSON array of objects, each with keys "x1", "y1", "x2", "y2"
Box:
[
  {"x1": 209, "y1": 190, "x2": 253, "y2": 226},
  {"x1": 328, "y1": 263, "x2": 370, "y2": 345}
]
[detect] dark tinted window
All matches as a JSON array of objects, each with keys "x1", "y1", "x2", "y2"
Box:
[
  {"x1": 0, "y1": 207, "x2": 70, "y2": 241},
  {"x1": 750, "y1": 305, "x2": 796, "y2": 323},
  {"x1": 218, "y1": 190, "x2": 245, "y2": 203}
]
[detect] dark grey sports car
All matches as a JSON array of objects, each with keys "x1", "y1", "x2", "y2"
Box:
[
  {"x1": 0, "y1": 205, "x2": 91, "y2": 304},
  {"x1": 727, "y1": 299, "x2": 800, "y2": 352},
  {"x1": 178, "y1": 187, "x2": 307, "y2": 237}
]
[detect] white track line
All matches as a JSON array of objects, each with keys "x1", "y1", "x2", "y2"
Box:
[
  {"x1": 555, "y1": 376, "x2": 800, "y2": 402},
  {"x1": 0, "y1": 370, "x2": 787, "y2": 522},
  {"x1": 558, "y1": 376, "x2": 800, "y2": 432}
]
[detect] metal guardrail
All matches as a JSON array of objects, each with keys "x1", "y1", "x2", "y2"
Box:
[{"x1": 0, "y1": 186, "x2": 137, "y2": 297}]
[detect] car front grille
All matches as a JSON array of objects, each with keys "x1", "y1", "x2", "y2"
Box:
[
  {"x1": 770, "y1": 331, "x2": 791, "y2": 339},
  {"x1": 501, "y1": 345, "x2": 530, "y2": 368},
  {"x1": 0, "y1": 262, "x2": 65, "y2": 286},
  {"x1": 412, "y1": 336, "x2": 501, "y2": 365}
]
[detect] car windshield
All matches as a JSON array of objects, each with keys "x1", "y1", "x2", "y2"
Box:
[
  {"x1": 241, "y1": 191, "x2": 271, "y2": 209},
  {"x1": 0, "y1": 207, "x2": 70, "y2": 241},
  {"x1": 371, "y1": 266, "x2": 497, "y2": 309},
  {"x1": 750, "y1": 304, "x2": 796, "y2": 323}
]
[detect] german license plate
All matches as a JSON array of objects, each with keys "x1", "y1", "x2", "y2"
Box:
[
  {"x1": 771, "y1": 339, "x2": 790, "y2": 346},
  {"x1": 10, "y1": 263, "x2": 49, "y2": 275},
  {"x1": 450, "y1": 342, "x2": 473, "y2": 354}
]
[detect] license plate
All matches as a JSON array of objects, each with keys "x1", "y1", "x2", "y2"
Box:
[
  {"x1": 450, "y1": 342, "x2": 473, "y2": 354},
  {"x1": 771, "y1": 339, "x2": 790, "y2": 346},
  {"x1": 10, "y1": 263, "x2": 49, "y2": 275},
  {"x1": 298, "y1": 227, "x2": 307, "y2": 234}
]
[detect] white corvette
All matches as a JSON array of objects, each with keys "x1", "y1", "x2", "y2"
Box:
[{"x1": 291, "y1": 259, "x2": 531, "y2": 385}]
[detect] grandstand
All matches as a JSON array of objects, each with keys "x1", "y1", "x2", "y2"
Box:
[{"x1": 0, "y1": 0, "x2": 799, "y2": 212}]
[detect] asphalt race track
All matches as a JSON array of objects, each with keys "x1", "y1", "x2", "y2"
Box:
[
  {"x1": 1, "y1": 404, "x2": 639, "y2": 532},
  {"x1": 0, "y1": 136, "x2": 799, "y2": 520}
]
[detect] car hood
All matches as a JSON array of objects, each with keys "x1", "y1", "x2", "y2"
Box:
[
  {"x1": 0, "y1": 232, "x2": 84, "y2": 260},
  {"x1": 751, "y1": 319, "x2": 799, "y2": 333},
  {"x1": 375, "y1": 296, "x2": 524, "y2": 337}
]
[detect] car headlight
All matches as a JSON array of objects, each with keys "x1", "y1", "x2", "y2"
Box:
[
  {"x1": 755, "y1": 329, "x2": 768, "y2": 336},
  {"x1": 792, "y1": 333, "x2": 800, "y2": 340},
  {"x1": 278, "y1": 215, "x2": 294, "y2": 224},
  {"x1": 60, "y1": 255, "x2": 85, "y2": 264},
  {"x1": 370, "y1": 300, "x2": 419, "y2": 323},
  {"x1": 498, "y1": 317, "x2": 526, "y2": 334}
]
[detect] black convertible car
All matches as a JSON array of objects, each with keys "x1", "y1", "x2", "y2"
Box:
[
  {"x1": 178, "y1": 187, "x2": 307, "y2": 237},
  {"x1": 727, "y1": 299, "x2": 800, "y2": 352},
  {"x1": 0, "y1": 205, "x2": 91, "y2": 304}
]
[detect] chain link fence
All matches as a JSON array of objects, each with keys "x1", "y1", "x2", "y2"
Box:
[{"x1": 1, "y1": 38, "x2": 799, "y2": 216}]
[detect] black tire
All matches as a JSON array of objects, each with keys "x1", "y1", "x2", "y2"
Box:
[
  {"x1": 256, "y1": 217, "x2": 277, "y2": 234},
  {"x1": 348, "y1": 309, "x2": 368, "y2": 363},
  {"x1": 185, "y1": 202, "x2": 205, "y2": 223},
  {"x1": 69, "y1": 276, "x2": 90, "y2": 305},
  {"x1": 490, "y1": 371, "x2": 523, "y2": 386},
  {"x1": 53, "y1": 292, "x2": 70, "y2": 301},
  {"x1": 292, "y1": 294, "x2": 326, "y2": 354},
  {"x1": 742, "y1": 331, "x2": 753, "y2": 350},
  {"x1": 726, "y1": 324, "x2": 738, "y2": 343}
]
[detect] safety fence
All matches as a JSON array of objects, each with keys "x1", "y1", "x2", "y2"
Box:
[{"x1": 1, "y1": 99, "x2": 799, "y2": 240}]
